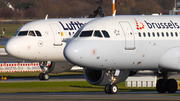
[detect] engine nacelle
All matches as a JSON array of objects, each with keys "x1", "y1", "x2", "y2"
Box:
[
  {"x1": 159, "y1": 47, "x2": 180, "y2": 71},
  {"x1": 39, "y1": 61, "x2": 73, "y2": 73},
  {"x1": 83, "y1": 69, "x2": 129, "y2": 86},
  {"x1": 129, "y1": 70, "x2": 137, "y2": 76}
]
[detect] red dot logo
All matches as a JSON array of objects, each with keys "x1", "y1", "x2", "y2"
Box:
[{"x1": 134, "y1": 18, "x2": 144, "y2": 30}]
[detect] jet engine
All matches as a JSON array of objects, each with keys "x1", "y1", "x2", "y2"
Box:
[
  {"x1": 83, "y1": 68, "x2": 129, "y2": 86},
  {"x1": 129, "y1": 70, "x2": 137, "y2": 76},
  {"x1": 38, "y1": 61, "x2": 73, "y2": 80},
  {"x1": 39, "y1": 61, "x2": 73, "y2": 73}
]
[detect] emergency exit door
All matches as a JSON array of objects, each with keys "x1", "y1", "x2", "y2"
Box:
[
  {"x1": 119, "y1": 21, "x2": 135, "y2": 50},
  {"x1": 50, "y1": 24, "x2": 62, "y2": 46}
]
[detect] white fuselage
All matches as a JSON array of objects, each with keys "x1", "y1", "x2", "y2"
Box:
[
  {"x1": 5, "y1": 18, "x2": 93, "y2": 61},
  {"x1": 64, "y1": 15, "x2": 180, "y2": 71}
]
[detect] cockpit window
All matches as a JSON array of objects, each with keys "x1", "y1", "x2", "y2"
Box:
[
  {"x1": 93, "y1": 31, "x2": 102, "y2": 37},
  {"x1": 102, "y1": 30, "x2": 110, "y2": 38},
  {"x1": 35, "y1": 31, "x2": 42, "y2": 36},
  {"x1": 80, "y1": 31, "x2": 93, "y2": 37},
  {"x1": 28, "y1": 31, "x2": 36, "y2": 36},
  {"x1": 18, "y1": 31, "x2": 28, "y2": 36}
]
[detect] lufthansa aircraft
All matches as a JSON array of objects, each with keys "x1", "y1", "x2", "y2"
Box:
[
  {"x1": 4, "y1": 2, "x2": 105, "y2": 80},
  {"x1": 64, "y1": 15, "x2": 180, "y2": 94},
  {"x1": 5, "y1": 18, "x2": 94, "y2": 80}
]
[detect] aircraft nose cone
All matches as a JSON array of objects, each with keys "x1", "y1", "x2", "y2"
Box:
[
  {"x1": 64, "y1": 41, "x2": 84, "y2": 65},
  {"x1": 5, "y1": 38, "x2": 19, "y2": 57}
]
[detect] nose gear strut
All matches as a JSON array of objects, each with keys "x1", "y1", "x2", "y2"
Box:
[
  {"x1": 39, "y1": 61, "x2": 51, "y2": 80},
  {"x1": 105, "y1": 70, "x2": 120, "y2": 94}
]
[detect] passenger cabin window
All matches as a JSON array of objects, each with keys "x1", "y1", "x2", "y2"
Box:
[
  {"x1": 175, "y1": 32, "x2": 178, "y2": 37},
  {"x1": 157, "y1": 32, "x2": 160, "y2": 37},
  {"x1": 152, "y1": 32, "x2": 155, "y2": 37},
  {"x1": 79, "y1": 31, "x2": 93, "y2": 37},
  {"x1": 161, "y1": 32, "x2": 164, "y2": 37},
  {"x1": 143, "y1": 32, "x2": 146, "y2": 37},
  {"x1": 18, "y1": 31, "x2": 28, "y2": 36},
  {"x1": 93, "y1": 31, "x2": 102, "y2": 37},
  {"x1": 166, "y1": 32, "x2": 169, "y2": 37},
  {"x1": 28, "y1": 31, "x2": 36, "y2": 36},
  {"x1": 102, "y1": 30, "x2": 110, "y2": 38},
  {"x1": 139, "y1": 32, "x2": 141, "y2": 37},
  {"x1": 35, "y1": 31, "x2": 42, "y2": 36},
  {"x1": 138, "y1": 31, "x2": 179, "y2": 38},
  {"x1": 148, "y1": 32, "x2": 150, "y2": 37},
  {"x1": 171, "y1": 32, "x2": 173, "y2": 37}
]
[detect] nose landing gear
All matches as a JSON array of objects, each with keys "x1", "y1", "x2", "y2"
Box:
[
  {"x1": 105, "y1": 70, "x2": 120, "y2": 94},
  {"x1": 39, "y1": 61, "x2": 51, "y2": 80},
  {"x1": 39, "y1": 73, "x2": 49, "y2": 80},
  {"x1": 105, "y1": 84, "x2": 118, "y2": 94}
]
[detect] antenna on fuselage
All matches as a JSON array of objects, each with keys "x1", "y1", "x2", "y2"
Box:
[
  {"x1": 112, "y1": 0, "x2": 116, "y2": 17},
  {"x1": 45, "y1": 14, "x2": 48, "y2": 20}
]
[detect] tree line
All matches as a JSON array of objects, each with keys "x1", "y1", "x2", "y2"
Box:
[{"x1": 0, "y1": 0, "x2": 179, "y2": 19}]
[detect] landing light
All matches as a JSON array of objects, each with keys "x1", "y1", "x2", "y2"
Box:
[{"x1": 113, "y1": 77, "x2": 117, "y2": 81}]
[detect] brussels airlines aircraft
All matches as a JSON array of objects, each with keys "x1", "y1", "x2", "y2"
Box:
[
  {"x1": 64, "y1": 15, "x2": 180, "y2": 94},
  {"x1": 5, "y1": 18, "x2": 94, "y2": 80}
]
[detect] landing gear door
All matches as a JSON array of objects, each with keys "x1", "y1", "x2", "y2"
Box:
[
  {"x1": 50, "y1": 24, "x2": 62, "y2": 46},
  {"x1": 119, "y1": 21, "x2": 135, "y2": 50}
]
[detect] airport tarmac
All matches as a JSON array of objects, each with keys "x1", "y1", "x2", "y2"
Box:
[
  {"x1": 3, "y1": 72, "x2": 180, "y2": 83},
  {"x1": 0, "y1": 38, "x2": 9, "y2": 46},
  {"x1": 0, "y1": 55, "x2": 21, "y2": 61},
  {"x1": 0, "y1": 91, "x2": 180, "y2": 101},
  {"x1": 3, "y1": 75, "x2": 85, "y2": 83}
]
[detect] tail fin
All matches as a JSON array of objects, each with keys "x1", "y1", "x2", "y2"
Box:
[
  {"x1": 112, "y1": 0, "x2": 116, "y2": 16},
  {"x1": 113, "y1": 10, "x2": 116, "y2": 17},
  {"x1": 45, "y1": 14, "x2": 48, "y2": 20}
]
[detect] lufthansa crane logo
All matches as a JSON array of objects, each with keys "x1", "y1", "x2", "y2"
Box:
[{"x1": 134, "y1": 18, "x2": 144, "y2": 30}]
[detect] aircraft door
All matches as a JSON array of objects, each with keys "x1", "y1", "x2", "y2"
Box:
[
  {"x1": 119, "y1": 21, "x2": 135, "y2": 50},
  {"x1": 50, "y1": 24, "x2": 62, "y2": 46}
]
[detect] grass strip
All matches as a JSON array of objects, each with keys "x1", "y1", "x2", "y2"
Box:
[
  {"x1": 0, "y1": 24, "x2": 23, "y2": 37},
  {"x1": 170, "y1": 94, "x2": 180, "y2": 96},
  {"x1": 0, "y1": 81, "x2": 156, "y2": 93}
]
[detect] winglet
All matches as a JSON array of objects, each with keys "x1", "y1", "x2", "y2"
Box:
[
  {"x1": 113, "y1": 10, "x2": 116, "y2": 17},
  {"x1": 45, "y1": 14, "x2": 48, "y2": 20},
  {"x1": 112, "y1": 0, "x2": 116, "y2": 16}
]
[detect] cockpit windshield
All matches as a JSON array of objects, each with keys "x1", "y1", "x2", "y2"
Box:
[
  {"x1": 17, "y1": 30, "x2": 42, "y2": 37},
  {"x1": 35, "y1": 31, "x2": 42, "y2": 36},
  {"x1": 18, "y1": 31, "x2": 28, "y2": 36},
  {"x1": 80, "y1": 31, "x2": 93, "y2": 37},
  {"x1": 102, "y1": 30, "x2": 110, "y2": 38},
  {"x1": 93, "y1": 31, "x2": 102, "y2": 37},
  {"x1": 28, "y1": 31, "x2": 36, "y2": 36},
  {"x1": 74, "y1": 30, "x2": 110, "y2": 38}
]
